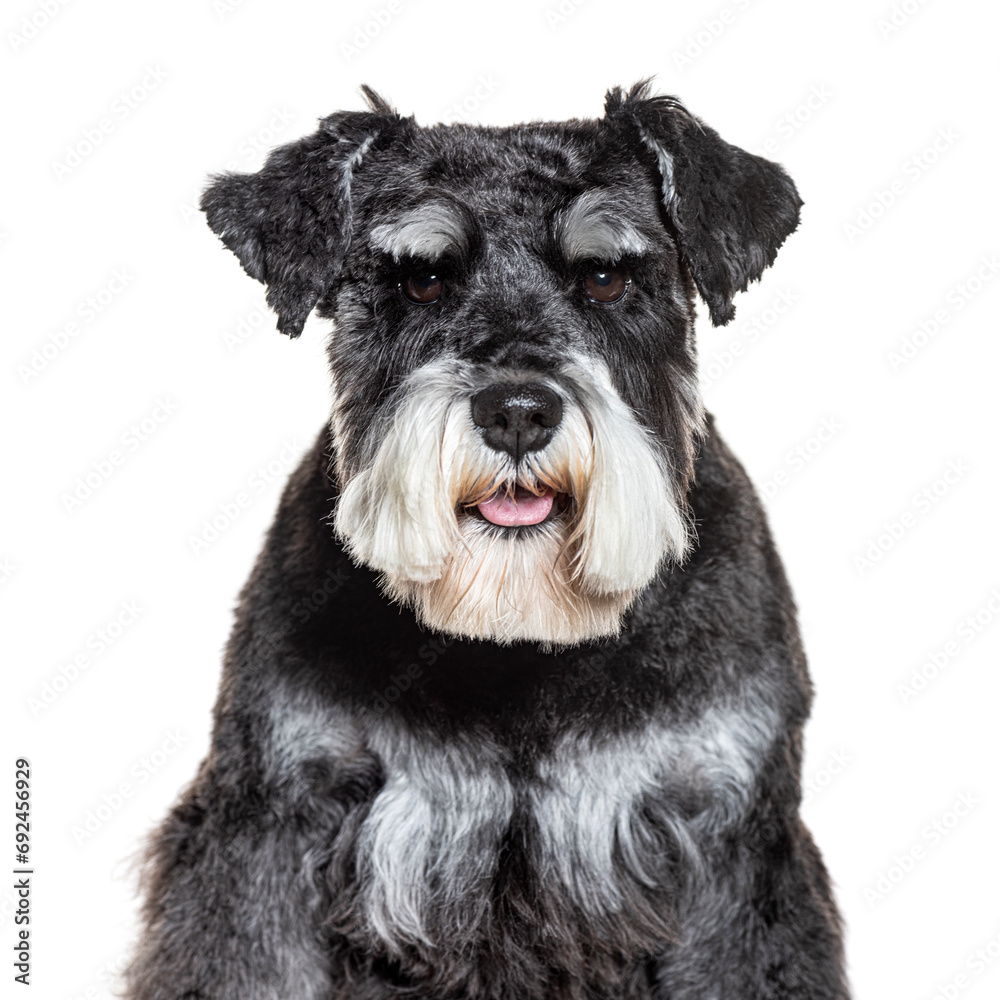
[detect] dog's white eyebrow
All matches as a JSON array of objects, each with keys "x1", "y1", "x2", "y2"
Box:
[
  {"x1": 554, "y1": 189, "x2": 653, "y2": 264},
  {"x1": 369, "y1": 201, "x2": 472, "y2": 263}
]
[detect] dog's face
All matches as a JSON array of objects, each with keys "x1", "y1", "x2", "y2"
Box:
[{"x1": 203, "y1": 83, "x2": 801, "y2": 645}]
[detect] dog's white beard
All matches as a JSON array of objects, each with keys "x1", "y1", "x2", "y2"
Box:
[{"x1": 334, "y1": 358, "x2": 694, "y2": 646}]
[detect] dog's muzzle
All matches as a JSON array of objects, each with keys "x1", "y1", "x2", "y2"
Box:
[
  {"x1": 332, "y1": 356, "x2": 694, "y2": 644},
  {"x1": 470, "y1": 382, "x2": 565, "y2": 527}
]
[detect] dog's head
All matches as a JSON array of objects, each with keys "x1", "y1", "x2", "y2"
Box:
[{"x1": 202, "y1": 82, "x2": 801, "y2": 646}]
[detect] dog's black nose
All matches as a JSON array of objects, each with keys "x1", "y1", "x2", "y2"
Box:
[{"x1": 471, "y1": 383, "x2": 563, "y2": 462}]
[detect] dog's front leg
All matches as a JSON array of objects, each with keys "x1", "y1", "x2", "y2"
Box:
[
  {"x1": 123, "y1": 704, "x2": 374, "y2": 1000},
  {"x1": 653, "y1": 819, "x2": 849, "y2": 1000}
]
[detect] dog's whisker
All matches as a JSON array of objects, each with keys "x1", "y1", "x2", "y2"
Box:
[
  {"x1": 494, "y1": 538, "x2": 513, "y2": 614},
  {"x1": 441, "y1": 529, "x2": 499, "y2": 625}
]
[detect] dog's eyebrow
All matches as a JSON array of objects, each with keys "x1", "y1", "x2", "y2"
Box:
[
  {"x1": 369, "y1": 200, "x2": 473, "y2": 263},
  {"x1": 554, "y1": 189, "x2": 652, "y2": 264}
]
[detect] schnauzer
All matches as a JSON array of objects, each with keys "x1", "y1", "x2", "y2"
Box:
[{"x1": 125, "y1": 82, "x2": 849, "y2": 999}]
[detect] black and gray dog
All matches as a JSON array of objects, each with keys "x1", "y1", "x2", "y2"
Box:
[{"x1": 126, "y1": 82, "x2": 849, "y2": 999}]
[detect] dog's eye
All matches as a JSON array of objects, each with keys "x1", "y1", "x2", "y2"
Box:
[
  {"x1": 583, "y1": 269, "x2": 629, "y2": 303},
  {"x1": 401, "y1": 274, "x2": 444, "y2": 304}
]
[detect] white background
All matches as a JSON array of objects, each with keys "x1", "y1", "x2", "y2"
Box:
[{"x1": 3, "y1": 1, "x2": 999, "y2": 998}]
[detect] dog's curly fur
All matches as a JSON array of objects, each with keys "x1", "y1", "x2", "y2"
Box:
[{"x1": 125, "y1": 82, "x2": 849, "y2": 1000}]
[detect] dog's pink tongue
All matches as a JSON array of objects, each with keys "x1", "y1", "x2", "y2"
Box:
[{"x1": 478, "y1": 486, "x2": 554, "y2": 527}]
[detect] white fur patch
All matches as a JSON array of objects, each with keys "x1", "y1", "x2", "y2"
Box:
[
  {"x1": 370, "y1": 201, "x2": 470, "y2": 262},
  {"x1": 351, "y1": 694, "x2": 778, "y2": 954},
  {"x1": 333, "y1": 354, "x2": 693, "y2": 645},
  {"x1": 554, "y1": 188, "x2": 653, "y2": 264},
  {"x1": 390, "y1": 516, "x2": 633, "y2": 646},
  {"x1": 682, "y1": 693, "x2": 780, "y2": 829},
  {"x1": 531, "y1": 697, "x2": 778, "y2": 908},
  {"x1": 264, "y1": 685, "x2": 366, "y2": 783},
  {"x1": 335, "y1": 359, "x2": 468, "y2": 583},
  {"x1": 353, "y1": 724, "x2": 514, "y2": 953},
  {"x1": 339, "y1": 134, "x2": 375, "y2": 199},
  {"x1": 559, "y1": 355, "x2": 691, "y2": 593},
  {"x1": 639, "y1": 129, "x2": 677, "y2": 207}
]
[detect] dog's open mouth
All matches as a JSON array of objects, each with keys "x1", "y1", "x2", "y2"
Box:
[{"x1": 468, "y1": 484, "x2": 568, "y2": 527}]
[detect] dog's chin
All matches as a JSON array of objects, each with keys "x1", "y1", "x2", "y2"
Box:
[{"x1": 381, "y1": 487, "x2": 635, "y2": 648}]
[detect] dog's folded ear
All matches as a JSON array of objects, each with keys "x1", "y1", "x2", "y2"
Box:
[
  {"x1": 605, "y1": 81, "x2": 802, "y2": 327},
  {"x1": 201, "y1": 87, "x2": 403, "y2": 337}
]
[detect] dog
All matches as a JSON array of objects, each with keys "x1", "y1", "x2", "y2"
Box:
[{"x1": 125, "y1": 82, "x2": 850, "y2": 1000}]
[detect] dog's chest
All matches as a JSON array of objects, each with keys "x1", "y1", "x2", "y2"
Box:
[{"x1": 345, "y1": 704, "x2": 774, "y2": 965}]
